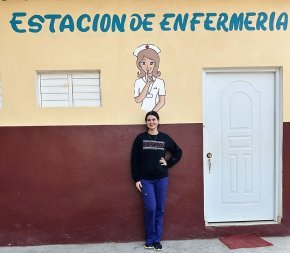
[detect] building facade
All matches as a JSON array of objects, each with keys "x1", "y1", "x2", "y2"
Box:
[{"x1": 0, "y1": 0, "x2": 290, "y2": 246}]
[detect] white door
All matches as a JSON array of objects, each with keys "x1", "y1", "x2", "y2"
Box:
[{"x1": 204, "y1": 70, "x2": 277, "y2": 223}]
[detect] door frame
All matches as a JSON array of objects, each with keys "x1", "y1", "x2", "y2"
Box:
[{"x1": 202, "y1": 67, "x2": 283, "y2": 226}]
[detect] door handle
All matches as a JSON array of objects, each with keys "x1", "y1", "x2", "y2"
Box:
[{"x1": 207, "y1": 153, "x2": 212, "y2": 173}]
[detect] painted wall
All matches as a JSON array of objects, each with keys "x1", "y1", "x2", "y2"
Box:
[
  {"x1": 0, "y1": 124, "x2": 290, "y2": 246},
  {"x1": 1, "y1": 0, "x2": 290, "y2": 246},
  {"x1": 0, "y1": 0, "x2": 289, "y2": 126}
]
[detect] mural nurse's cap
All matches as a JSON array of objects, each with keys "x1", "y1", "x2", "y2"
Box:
[{"x1": 133, "y1": 44, "x2": 161, "y2": 56}]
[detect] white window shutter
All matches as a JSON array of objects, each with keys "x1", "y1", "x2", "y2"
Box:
[
  {"x1": 39, "y1": 73, "x2": 70, "y2": 107},
  {"x1": 38, "y1": 72, "x2": 101, "y2": 108},
  {"x1": 71, "y1": 73, "x2": 101, "y2": 107}
]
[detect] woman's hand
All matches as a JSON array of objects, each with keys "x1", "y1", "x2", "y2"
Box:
[
  {"x1": 136, "y1": 181, "x2": 142, "y2": 192},
  {"x1": 160, "y1": 157, "x2": 167, "y2": 166}
]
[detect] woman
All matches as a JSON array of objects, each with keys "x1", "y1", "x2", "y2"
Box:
[
  {"x1": 133, "y1": 44, "x2": 166, "y2": 112},
  {"x1": 131, "y1": 111, "x2": 182, "y2": 251}
]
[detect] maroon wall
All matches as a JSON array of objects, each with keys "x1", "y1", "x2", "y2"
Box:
[{"x1": 0, "y1": 123, "x2": 289, "y2": 246}]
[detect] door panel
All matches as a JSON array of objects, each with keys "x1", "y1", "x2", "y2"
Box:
[{"x1": 204, "y1": 71, "x2": 275, "y2": 222}]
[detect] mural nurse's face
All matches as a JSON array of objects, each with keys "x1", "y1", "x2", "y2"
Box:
[{"x1": 139, "y1": 57, "x2": 156, "y2": 76}]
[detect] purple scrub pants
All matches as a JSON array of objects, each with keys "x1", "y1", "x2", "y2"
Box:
[{"x1": 141, "y1": 177, "x2": 168, "y2": 244}]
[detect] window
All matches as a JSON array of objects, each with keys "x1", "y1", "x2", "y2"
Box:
[
  {"x1": 38, "y1": 72, "x2": 101, "y2": 107},
  {"x1": 0, "y1": 80, "x2": 2, "y2": 109}
]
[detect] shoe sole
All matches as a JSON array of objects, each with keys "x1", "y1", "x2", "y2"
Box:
[{"x1": 144, "y1": 245, "x2": 154, "y2": 249}]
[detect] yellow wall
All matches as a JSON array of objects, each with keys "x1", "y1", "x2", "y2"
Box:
[{"x1": 0, "y1": 0, "x2": 289, "y2": 126}]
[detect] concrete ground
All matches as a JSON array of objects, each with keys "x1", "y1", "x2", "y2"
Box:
[{"x1": 0, "y1": 236, "x2": 290, "y2": 253}]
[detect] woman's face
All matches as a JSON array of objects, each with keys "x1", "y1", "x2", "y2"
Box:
[
  {"x1": 146, "y1": 115, "x2": 159, "y2": 131},
  {"x1": 139, "y1": 57, "x2": 156, "y2": 75}
]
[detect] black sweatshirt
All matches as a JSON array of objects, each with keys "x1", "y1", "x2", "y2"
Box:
[{"x1": 131, "y1": 132, "x2": 182, "y2": 182}]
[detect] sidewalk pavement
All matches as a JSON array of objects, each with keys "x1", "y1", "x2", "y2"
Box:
[{"x1": 0, "y1": 236, "x2": 289, "y2": 253}]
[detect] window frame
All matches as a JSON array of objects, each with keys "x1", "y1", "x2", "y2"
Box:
[{"x1": 36, "y1": 70, "x2": 102, "y2": 108}]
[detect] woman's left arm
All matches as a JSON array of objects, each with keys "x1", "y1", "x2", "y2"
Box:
[{"x1": 166, "y1": 138, "x2": 182, "y2": 168}]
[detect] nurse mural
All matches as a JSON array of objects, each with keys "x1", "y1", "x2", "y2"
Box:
[{"x1": 133, "y1": 44, "x2": 166, "y2": 112}]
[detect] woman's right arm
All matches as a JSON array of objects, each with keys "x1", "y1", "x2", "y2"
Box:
[
  {"x1": 135, "y1": 181, "x2": 142, "y2": 192},
  {"x1": 131, "y1": 136, "x2": 141, "y2": 182}
]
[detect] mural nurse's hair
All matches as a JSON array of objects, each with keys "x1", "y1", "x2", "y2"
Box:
[
  {"x1": 136, "y1": 48, "x2": 161, "y2": 78},
  {"x1": 145, "y1": 111, "x2": 160, "y2": 121}
]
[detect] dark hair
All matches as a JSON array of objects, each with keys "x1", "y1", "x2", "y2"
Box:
[{"x1": 145, "y1": 111, "x2": 160, "y2": 121}]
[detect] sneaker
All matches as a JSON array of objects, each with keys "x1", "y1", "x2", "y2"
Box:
[
  {"x1": 144, "y1": 243, "x2": 154, "y2": 249},
  {"x1": 153, "y1": 242, "x2": 163, "y2": 251}
]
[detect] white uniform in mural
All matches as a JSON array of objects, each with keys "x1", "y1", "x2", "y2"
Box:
[
  {"x1": 134, "y1": 77, "x2": 166, "y2": 112},
  {"x1": 133, "y1": 44, "x2": 166, "y2": 112}
]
